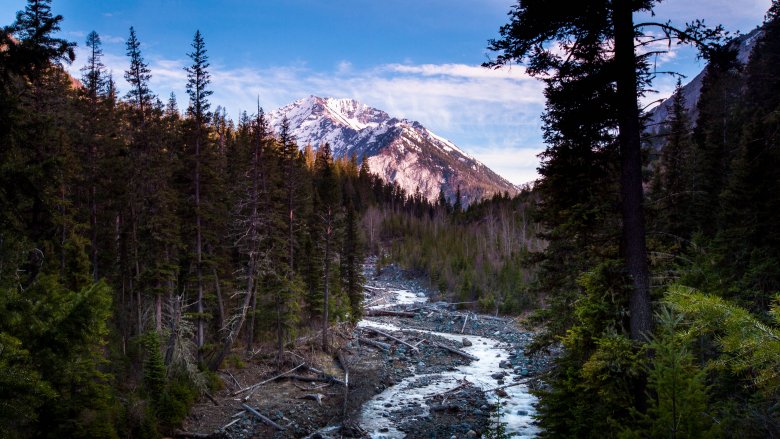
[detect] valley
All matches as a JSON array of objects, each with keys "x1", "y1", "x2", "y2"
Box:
[{"x1": 181, "y1": 260, "x2": 545, "y2": 438}]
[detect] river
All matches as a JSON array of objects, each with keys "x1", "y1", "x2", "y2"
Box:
[{"x1": 353, "y1": 266, "x2": 540, "y2": 438}]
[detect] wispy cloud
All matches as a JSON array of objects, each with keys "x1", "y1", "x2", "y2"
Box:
[{"x1": 67, "y1": 47, "x2": 546, "y2": 184}]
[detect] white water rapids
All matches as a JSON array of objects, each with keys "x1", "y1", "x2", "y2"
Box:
[{"x1": 356, "y1": 287, "x2": 539, "y2": 438}]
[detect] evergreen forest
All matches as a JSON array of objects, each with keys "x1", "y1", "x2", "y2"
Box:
[{"x1": 1, "y1": 0, "x2": 779, "y2": 437}]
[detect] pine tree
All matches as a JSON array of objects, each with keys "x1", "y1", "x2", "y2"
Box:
[
  {"x1": 185, "y1": 30, "x2": 213, "y2": 358},
  {"x1": 622, "y1": 307, "x2": 714, "y2": 439},
  {"x1": 315, "y1": 143, "x2": 342, "y2": 351},
  {"x1": 272, "y1": 116, "x2": 306, "y2": 362},
  {"x1": 4, "y1": 0, "x2": 75, "y2": 79},
  {"x1": 652, "y1": 80, "x2": 698, "y2": 242},
  {"x1": 210, "y1": 106, "x2": 271, "y2": 370},
  {"x1": 124, "y1": 27, "x2": 152, "y2": 120},
  {"x1": 80, "y1": 31, "x2": 103, "y2": 281},
  {"x1": 453, "y1": 185, "x2": 463, "y2": 215},
  {"x1": 487, "y1": 0, "x2": 725, "y2": 343},
  {"x1": 341, "y1": 199, "x2": 364, "y2": 322}
]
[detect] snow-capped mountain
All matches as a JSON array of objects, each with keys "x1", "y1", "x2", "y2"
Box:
[
  {"x1": 645, "y1": 27, "x2": 763, "y2": 142},
  {"x1": 268, "y1": 96, "x2": 517, "y2": 205}
]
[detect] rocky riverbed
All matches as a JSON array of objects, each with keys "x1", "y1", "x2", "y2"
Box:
[{"x1": 181, "y1": 260, "x2": 546, "y2": 438}]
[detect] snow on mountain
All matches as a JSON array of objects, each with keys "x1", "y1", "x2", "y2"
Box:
[{"x1": 268, "y1": 96, "x2": 517, "y2": 205}]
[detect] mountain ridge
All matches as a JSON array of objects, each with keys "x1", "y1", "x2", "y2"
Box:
[
  {"x1": 268, "y1": 96, "x2": 517, "y2": 205},
  {"x1": 645, "y1": 27, "x2": 764, "y2": 141}
]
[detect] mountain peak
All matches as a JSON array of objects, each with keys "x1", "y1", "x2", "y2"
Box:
[{"x1": 268, "y1": 96, "x2": 516, "y2": 205}]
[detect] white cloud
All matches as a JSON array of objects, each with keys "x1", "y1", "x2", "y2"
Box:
[
  {"x1": 101, "y1": 35, "x2": 125, "y2": 45},
  {"x1": 640, "y1": 0, "x2": 771, "y2": 32},
  {"x1": 336, "y1": 60, "x2": 352, "y2": 74},
  {"x1": 67, "y1": 49, "x2": 546, "y2": 184},
  {"x1": 385, "y1": 62, "x2": 531, "y2": 80}
]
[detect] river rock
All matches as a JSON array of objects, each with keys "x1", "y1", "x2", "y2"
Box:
[
  {"x1": 467, "y1": 430, "x2": 478, "y2": 438},
  {"x1": 462, "y1": 338, "x2": 473, "y2": 347}
]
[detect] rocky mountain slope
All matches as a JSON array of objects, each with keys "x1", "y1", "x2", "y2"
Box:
[
  {"x1": 645, "y1": 27, "x2": 764, "y2": 141},
  {"x1": 268, "y1": 96, "x2": 517, "y2": 205}
]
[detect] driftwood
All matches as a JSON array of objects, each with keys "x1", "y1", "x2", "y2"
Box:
[
  {"x1": 241, "y1": 403, "x2": 286, "y2": 431},
  {"x1": 482, "y1": 378, "x2": 530, "y2": 393},
  {"x1": 220, "y1": 418, "x2": 241, "y2": 431},
  {"x1": 427, "y1": 379, "x2": 471, "y2": 399},
  {"x1": 204, "y1": 391, "x2": 219, "y2": 406},
  {"x1": 361, "y1": 327, "x2": 419, "y2": 352},
  {"x1": 293, "y1": 382, "x2": 331, "y2": 391},
  {"x1": 358, "y1": 336, "x2": 390, "y2": 351},
  {"x1": 230, "y1": 363, "x2": 305, "y2": 397},
  {"x1": 432, "y1": 342, "x2": 479, "y2": 361},
  {"x1": 365, "y1": 309, "x2": 416, "y2": 318},
  {"x1": 303, "y1": 364, "x2": 324, "y2": 375},
  {"x1": 221, "y1": 370, "x2": 241, "y2": 389},
  {"x1": 461, "y1": 314, "x2": 470, "y2": 333},
  {"x1": 283, "y1": 374, "x2": 346, "y2": 386},
  {"x1": 299, "y1": 393, "x2": 325, "y2": 405}
]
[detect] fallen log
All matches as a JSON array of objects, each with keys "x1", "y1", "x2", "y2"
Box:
[
  {"x1": 220, "y1": 418, "x2": 241, "y2": 431},
  {"x1": 460, "y1": 314, "x2": 469, "y2": 333},
  {"x1": 220, "y1": 370, "x2": 241, "y2": 389},
  {"x1": 230, "y1": 363, "x2": 305, "y2": 397},
  {"x1": 432, "y1": 342, "x2": 479, "y2": 361},
  {"x1": 204, "y1": 391, "x2": 219, "y2": 406},
  {"x1": 427, "y1": 379, "x2": 472, "y2": 399},
  {"x1": 358, "y1": 337, "x2": 390, "y2": 351},
  {"x1": 283, "y1": 374, "x2": 346, "y2": 386},
  {"x1": 361, "y1": 327, "x2": 419, "y2": 352},
  {"x1": 299, "y1": 393, "x2": 325, "y2": 405},
  {"x1": 293, "y1": 382, "x2": 331, "y2": 391},
  {"x1": 365, "y1": 309, "x2": 416, "y2": 318},
  {"x1": 241, "y1": 403, "x2": 286, "y2": 431}
]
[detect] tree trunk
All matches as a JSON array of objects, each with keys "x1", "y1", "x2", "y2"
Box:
[
  {"x1": 322, "y1": 208, "x2": 332, "y2": 353},
  {"x1": 214, "y1": 268, "x2": 224, "y2": 332},
  {"x1": 195, "y1": 133, "x2": 204, "y2": 360},
  {"x1": 209, "y1": 264, "x2": 253, "y2": 371},
  {"x1": 613, "y1": 1, "x2": 653, "y2": 342}
]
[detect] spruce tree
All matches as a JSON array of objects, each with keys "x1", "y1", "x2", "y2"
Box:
[
  {"x1": 341, "y1": 199, "x2": 364, "y2": 322},
  {"x1": 124, "y1": 27, "x2": 152, "y2": 120},
  {"x1": 653, "y1": 80, "x2": 698, "y2": 242},
  {"x1": 185, "y1": 30, "x2": 212, "y2": 358},
  {"x1": 487, "y1": 0, "x2": 725, "y2": 342},
  {"x1": 4, "y1": 0, "x2": 75, "y2": 79},
  {"x1": 315, "y1": 143, "x2": 342, "y2": 351}
]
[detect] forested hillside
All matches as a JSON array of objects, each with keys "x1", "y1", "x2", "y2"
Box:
[
  {"x1": 487, "y1": 0, "x2": 780, "y2": 436},
  {"x1": 0, "y1": 2, "x2": 490, "y2": 436},
  {"x1": 377, "y1": 189, "x2": 544, "y2": 314}
]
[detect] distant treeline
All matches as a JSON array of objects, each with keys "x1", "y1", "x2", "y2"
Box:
[{"x1": 376, "y1": 190, "x2": 545, "y2": 314}]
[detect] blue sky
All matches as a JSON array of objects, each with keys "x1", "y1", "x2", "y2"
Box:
[{"x1": 0, "y1": 0, "x2": 772, "y2": 184}]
